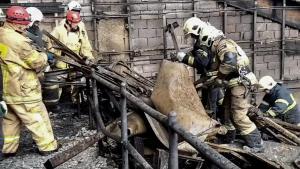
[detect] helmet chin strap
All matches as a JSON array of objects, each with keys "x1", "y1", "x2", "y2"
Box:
[{"x1": 65, "y1": 21, "x2": 79, "y2": 32}]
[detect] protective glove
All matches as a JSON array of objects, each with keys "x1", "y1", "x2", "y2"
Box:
[
  {"x1": 84, "y1": 57, "x2": 95, "y2": 66},
  {"x1": 47, "y1": 52, "x2": 54, "y2": 62},
  {"x1": 247, "y1": 106, "x2": 264, "y2": 118},
  {"x1": 0, "y1": 101, "x2": 7, "y2": 117},
  {"x1": 177, "y1": 51, "x2": 186, "y2": 62}
]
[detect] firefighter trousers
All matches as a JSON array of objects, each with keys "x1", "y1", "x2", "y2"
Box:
[
  {"x1": 223, "y1": 85, "x2": 257, "y2": 135},
  {"x1": 2, "y1": 101, "x2": 58, "y2": 153}
]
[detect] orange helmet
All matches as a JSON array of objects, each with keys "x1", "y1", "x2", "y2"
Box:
[
  {"x1": 66, "y1": 10, "x2": 81, "y2": 23},
  {"x1": 6, "y1": 6, "x2": 30, "y2": 25}
]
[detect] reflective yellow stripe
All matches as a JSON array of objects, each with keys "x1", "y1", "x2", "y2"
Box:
[
  {"x1": 218, "y1": 98, "x2": 224, "y2": 105},
  {"x1": 188, "y1": 57, "x2": 194, "y2": 66},
  {"x1": 267, "y1": 109, "x2": 276, "y2": 117},
  {"x1": 0, "y1": 43, "x2": 9, "y2": 59},
  {"x1": 275, "y1": 99, "x2": 289, "y2": 106},
  {"x1": 284, "y1": 94, "x2": 296, "y2": 113},
  {"x1": 4, "y1": 136, "x2": 20, "y2": 143}
]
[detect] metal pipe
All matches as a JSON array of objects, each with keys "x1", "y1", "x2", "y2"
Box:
[
  {"x1": 121, "y1": 82, "x2": 129, "y2": 169},
  {"x1": 281, "y1": 0, "x2": 286, "y2": 80},
  {"x1": 223, "y1": 1, "x2": 227, "y2": 36},
  {"x1": 162, "y1": 14, "x2": 167, "y2": 59},
  {"x1": 168, "y1": 112, "x2": 178, "y2": 169},
  {"x1": 126, "y1": 0, "x2": 133, "y2": 67},
  {"x1": 91, "y1": 72, "x2": 240, "y2": 169},
  {"x1": 252, "y1": 0, "x2": 258, "y2": 104},
  {"x1": 91, "y1": 79, "x2": 153, "y2": 169}
]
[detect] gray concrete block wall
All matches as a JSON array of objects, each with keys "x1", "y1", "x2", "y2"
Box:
[{"x1": 15, "y1": 0, "x2": 300, "y2": 81}]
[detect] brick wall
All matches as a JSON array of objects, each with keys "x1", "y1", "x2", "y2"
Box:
[{"x1": 15, "y1": 0, "x2": 300, "y2": 82}]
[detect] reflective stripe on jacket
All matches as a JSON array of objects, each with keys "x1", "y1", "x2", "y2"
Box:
[
  {"x1": 259, "y1": 83, "x2": 297, "y2": 116},
  {"x1": 48, "y1": 20, "x2": 93, "y2": 69}
]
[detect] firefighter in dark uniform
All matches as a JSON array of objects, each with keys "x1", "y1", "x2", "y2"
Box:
[
  {"x1": 177, "y1": 17, "x2": 264, "y2": 152},
  {"x1": 258, "y1": 76, "x2": 300, "y2": 125}
]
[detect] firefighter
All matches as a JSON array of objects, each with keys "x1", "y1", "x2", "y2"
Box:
[
  {"x1": 258, "y1": 76, "x2": 300, "y2": 125},
  {"x1": 0, "y1": 6, "x2": 59, "y2": 157},
  {"x1": 0, "y1": 8, "x2": 8, "y2": 161},
  {"x1": 49, "y1": 10, "x2": 94, "y2": 69},
  {"x1": 25, "y1": 7, "x2": 44, "y2": 49},
  {"x1": 177, "y1": 17, "x2": 263, "y2": 152}
]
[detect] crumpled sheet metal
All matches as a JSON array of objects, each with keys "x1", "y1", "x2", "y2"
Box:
[{"x1": 150, "y1": 60, "x2": 218, "y2": 148}]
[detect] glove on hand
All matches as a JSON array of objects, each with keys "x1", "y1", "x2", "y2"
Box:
[
  {"x1": 177, "y1": 51, "x2": 186, "y2": 62},
  {"x1": 0, "y1": 101, "x2": 7, "y2": 117}
]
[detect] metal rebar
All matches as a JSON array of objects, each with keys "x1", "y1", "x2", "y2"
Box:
[
  {"x1": 91, "y1": 71, "x2": 240, "y2": 169},
  {"x1": 168, "y1": 112, "x2": 178, "y2": 169},
  {"x1": 162, "y1": 14, "x2": 167, "y2": 59},
  {"x1": 121, "y1": 82, "x2": 129, "y2": 169},
  {"x1": 91, "y1": 78, "x2": 153, "y2": 169},
  {"x1": 281, "y1": 0, "x2": 286, "y2": 80}
]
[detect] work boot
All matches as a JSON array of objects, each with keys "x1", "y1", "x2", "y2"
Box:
[
  {"x1": 219, "y1": 129, "x2": 236, "y2": 144},
  {"x1": 242, "y1": 128, "x2": 264, "y2": 153},
  {"x1": 0, "y1": 153, "x2": 16, "y2": 161},
  {"x1": 39, "y1": 143, "x2": 62, "y2": 156}
]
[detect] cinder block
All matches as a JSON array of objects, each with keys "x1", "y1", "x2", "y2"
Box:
[
  {"x1": 226, "y1": 24, "x2": 236, "y2": 33},
  {"x1": 156, "y1": 29, "x2": 163, "y2": 37},
  {"x1": 138, "y1": 29, "x2": 156, "y2": 38},
  {"x1": 256, "y1": 23, "x2": 266, "y2": 31},
  {"x1": 259, "y1": 31, "x2": 274, "y2": 40},
  {"x1": 255, "y1": 56, "x2": 264, "y2": 64},
  {"x1": 241, "y1": 15, "x2": 253, "y2": 24},
  {"x1": 183, "y1": 3, "x2": 193, "y2": 10},
  {"x1": 274, "y1": 31, "x2": 281, "y2": 39},
  {"x1": 147, "y1": 19, "x2": 162, "y2": 29},
  {"x1": 227, "y1": 33, "x2": 240, "y2": 41},
  {"x1": 132, "y1": 38, "x2": 148, "y2": 49},
  {"x1": 209, "y1": 17, "x2": 223, "y2": 26},
  {"x1": 264, "y1": 55, "x2": 280, "y2": 62},
  {"x1": 166, "y1": 3, "x2": 183, "y2": 10},
  {"x1": 260, "y1": 69, "x2": 275, "y2": 77},
  {"x1": 196, "y1": 1, "x2": 216, "y2": 9},
  {"x1": 268, "y1": 62, "x2": 280, "y2": 69},
  {"x1": 148, "y1": 37, "x2": 163, "y2": 48},
  {"x1": 143, "y1": 64, "x2": 160, "y2": 73},
  {"x1": 141, "y1": 11, "x2": 159, "y2": 19},
  {"x1": 148, "y1": 4, "x2": 165, "y2": 11},
  {"x1": 236, "y1": 23, "x2": 252, "y2": 32},
  {"x1": 289, "y1": 29, "x2": 299, "y2": 38},
  {"x1": 132, "y1": 29, "x2": 139, "y2": 38},
  {"x1": 227, "y1": 16, "x2": 240, "y2": 24},
  {"x1": 131, "y1": 4, "x2": 148, "y2": 11},
  {"x1": 266, "y1": 23, "x2": 281, "y2": 31},
  {"x1": 132, "y1": 19, "x2": 147, "y2": 29},
  {"x1": 254, "y1": 63, "x2": 268, "y2": 70},
  {"x1": 242, "y1": 31, "x2": 252, "y2": 40}
]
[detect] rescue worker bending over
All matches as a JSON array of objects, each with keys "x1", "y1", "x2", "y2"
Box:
[
  {"x1": 258, "y1": 76, "x2": 300, "y2": 126},
  {"x1": 0, "y1": 6, "x2": 59, "y2": 157},
  {"x1": 176, "y1": 17, "x2": 263, "y2": 152},
  {"x1": 181, "y1": 18, "x2": 224, "y2": 118}
]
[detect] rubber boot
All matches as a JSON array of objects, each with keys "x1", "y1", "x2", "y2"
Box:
[
  {"x1": 219, "y1": 129, "x2": 236, "y2": 144},
  {"x1": 242, "y1": 128, "x2": 264, "y2": 153}
]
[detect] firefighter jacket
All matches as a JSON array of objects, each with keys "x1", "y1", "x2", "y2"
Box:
[
  {"x1": 259, "y1": 83, "x2": 299, "y2": 117},
  {"x1": 0, "y1": 23, "x2": 48, "y2": 104},
  {"x1": 48, "y1": 21, "x2": 94, "y2": 69},
  {"x1": 183, "y1": 37, "x2": 257, "y2": 88}
]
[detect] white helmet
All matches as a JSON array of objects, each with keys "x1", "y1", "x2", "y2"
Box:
[
  {"x1": 199, "y1": 24, "x2": 224, "y2": 47},
  {"x1": 26, "y1": 7, "x2": 43, "y2": 27},
  {"x1": 67, "y1": 1, "x2": 82, "y2": 12},
  {"x1": 183, "y1": 17, "x2": 207, "y2": 37},
  {"x1": 0, "y1": 8, "x2": 5, "y2": 22},
  {"x1": 258, "y1": 76, "x2": 277, "y2": 90}
]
